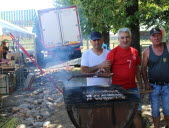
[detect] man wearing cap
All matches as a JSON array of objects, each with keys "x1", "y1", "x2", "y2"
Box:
[
  {"x1": 141, "y1": 28, "x2": 169, "y2": 128},
  {"x1": 81, "y1": 31, "x2": 111, "y2": 86}
]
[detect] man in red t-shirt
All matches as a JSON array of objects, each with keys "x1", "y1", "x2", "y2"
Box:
[
  {"x1": 107, "y1": 28, "x2": 143, "y2": 128},
  {"x1": 107, "y1": 43, "x2": 140, "y2": 89}
]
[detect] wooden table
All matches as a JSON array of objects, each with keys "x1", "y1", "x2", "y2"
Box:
[
  {"x1": 0, "y1": 66, "x2": 20, "y2": 91},
  {"x1": 0, "y1": 66, "x2": 15, "y2": 74}
]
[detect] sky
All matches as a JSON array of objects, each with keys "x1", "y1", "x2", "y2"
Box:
[{"x1": 0, "y1": 0, "x2": 55, "y2": 11}]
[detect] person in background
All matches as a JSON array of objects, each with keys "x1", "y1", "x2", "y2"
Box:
[
  {"x1": 81, "y1": 31, "x2": 111, "y2": 86},
  {"x1": 141, "y1": 28, "x2": 169, "y2": 128},
  {"x1": 0, "y1": 46, "x2": 2, "y2": 61},
  {"x1": 1, "y1": 40, "x2": 9, "y2": 59},
  {"x1": 106, "y1": 28, "x2": 143, "y2": 128}
]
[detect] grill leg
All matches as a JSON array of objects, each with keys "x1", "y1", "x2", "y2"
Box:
[{"x1": 67, "y1": 106, "x2": 80, "y2": 128}]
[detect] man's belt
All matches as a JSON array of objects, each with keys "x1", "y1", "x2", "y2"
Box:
[{"x1": 149, "y1": 80, "x2": 169, "y2": 86}]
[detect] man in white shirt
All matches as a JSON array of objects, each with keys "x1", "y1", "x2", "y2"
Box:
[{"x1": 81, "y1": 31, "x2": 111, "y2": 86}]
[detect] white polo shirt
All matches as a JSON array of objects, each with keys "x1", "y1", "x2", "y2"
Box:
[{"x1": 81, "y1": 49, "x2": 111, "y2": 86}]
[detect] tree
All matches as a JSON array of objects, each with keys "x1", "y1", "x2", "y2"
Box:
[
  {"x1": 53, "y1": 0, "x2": 169, "y2": 53},
  {"x1": 139, "y1": 0, "x2": 169, "y2": 30},
  {"x1": 126, "y1": 0, "x2": 140, "y2": 54},
  {"x1": 75, "y1": 0, "x2": 141, "y2": 53}
]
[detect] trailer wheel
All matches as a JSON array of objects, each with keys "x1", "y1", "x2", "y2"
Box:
[{"x1": 37, "y1": 52, "x2": 46, "y2": 68}]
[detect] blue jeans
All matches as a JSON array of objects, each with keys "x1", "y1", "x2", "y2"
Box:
[
  {"x1": 149, "y1": 83, "x2": 169, "y2": 117},
  {"x1": 128, "y1": 88, "x2": 142, "y2": 111}
]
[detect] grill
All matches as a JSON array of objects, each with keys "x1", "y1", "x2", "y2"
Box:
[
  {"x1": 63, "y1": 85, "x2": 140, "y2": 128},
  {"x1": 63, "y1": 84, "x2": 139, "y2": 108}
]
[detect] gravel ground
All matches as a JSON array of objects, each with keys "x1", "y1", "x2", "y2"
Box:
[{"x1": 0, "y1": 59, "x2": 167, "y2": 128}]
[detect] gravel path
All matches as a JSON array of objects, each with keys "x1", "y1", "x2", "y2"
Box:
[{"x1": 0, "y1": 59, "x2": 167, "y2": 128}]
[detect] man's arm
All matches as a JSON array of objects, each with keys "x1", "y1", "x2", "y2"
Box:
[
  {"x1": 141, "y1": 48, "x2": 151, "y2": 90},
  {"x1": 136, "y1": 65, "x2": 144, "y2": 90},
  {"x1": 81, "y1": 65, "x2": 100, "y2": 73},
  {"x1": 0, "y1": 47, "x2": 3, "y2": 59},
  {"x1": 81, "y1": 60, "x2": 111, "y2": 73},
  {"x1": 166, "y1": 42, "x2": 169, "y2": 51}
]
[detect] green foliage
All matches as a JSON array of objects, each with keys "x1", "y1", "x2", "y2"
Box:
[
  {"x1": 52, "y1": 0, "x2": 169, "y2": 39},
  {"x1": 139, "y1": 0, "x2": 169, "y2": 31}
]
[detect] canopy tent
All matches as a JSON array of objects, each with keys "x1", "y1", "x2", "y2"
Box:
[
  {"x1": 0, "y1": 19, "x2": 35, "y2": 41},
  {"x1": 0, "y1": 19, "x2": 36, "y2": 62}
]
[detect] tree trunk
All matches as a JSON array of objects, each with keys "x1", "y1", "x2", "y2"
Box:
[
  {"x1": 130, "y1": 24, "x2": 141, "y2": 56},
  {"x1": 126, "y1": 0, "x2": 141, "y2": 56}
]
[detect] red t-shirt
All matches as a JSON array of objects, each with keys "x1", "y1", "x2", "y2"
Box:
[{"x1": 107, "y1": 46, "x2": 140, "y2": 89}]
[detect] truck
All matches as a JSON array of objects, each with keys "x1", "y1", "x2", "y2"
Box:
[{"x1": 34, "y1": 5, "x2": 82, "y2": 67}]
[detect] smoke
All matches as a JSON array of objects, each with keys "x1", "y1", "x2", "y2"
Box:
[{"x1": 42, "y1": 58, "x2": 85, "y2": 89}]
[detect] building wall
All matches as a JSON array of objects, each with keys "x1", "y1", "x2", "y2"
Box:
[{"x1": 0, "y1": 9, "x2": 36, "y2": 27}]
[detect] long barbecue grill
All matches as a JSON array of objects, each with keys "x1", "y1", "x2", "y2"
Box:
[{"x1": 63, "y1": 84, "x2": 140, "y2": 128}]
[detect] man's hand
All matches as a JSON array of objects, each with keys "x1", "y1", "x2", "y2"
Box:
[
  {"x1": 99, "y1": 60, "x2": 111, "y2": 68},
  {"x1": 145, "y1": 83, "x2": 152, "y2": 91},
  {"x1": 96, "y1": 68, "x2": 106, "y2": 73},
  {"x1": 81, "y1": 60, "x2": 111, "y2": 74}
]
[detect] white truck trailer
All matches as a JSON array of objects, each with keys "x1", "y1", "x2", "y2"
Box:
[{"x1": 34, "y1": 5, "x2": 82, "y2": 66}]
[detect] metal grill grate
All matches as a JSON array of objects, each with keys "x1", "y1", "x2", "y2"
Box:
[{"x1": 63, "y1": 85, "x2": 139, "y2": 108}]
